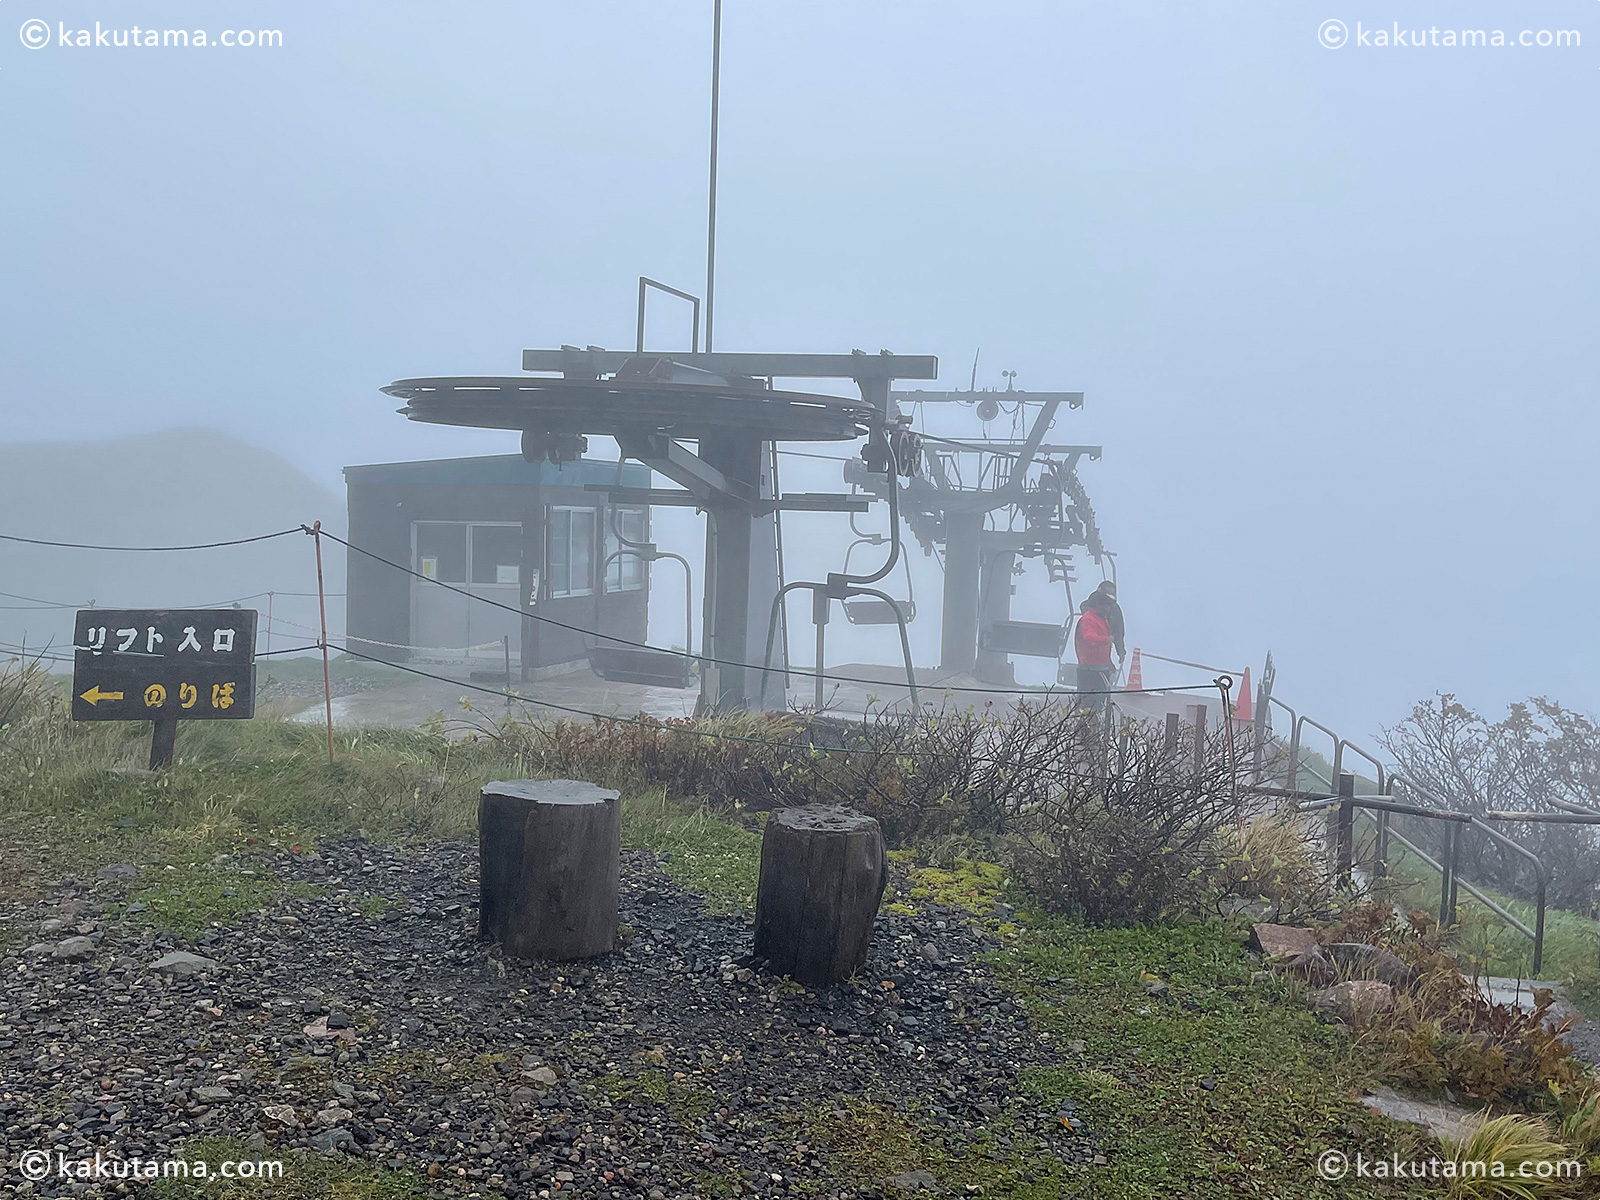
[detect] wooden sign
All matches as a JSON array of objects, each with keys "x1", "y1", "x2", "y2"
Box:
[{"x1": 73, "y1": 609, "x2": 258, "y2": 766}]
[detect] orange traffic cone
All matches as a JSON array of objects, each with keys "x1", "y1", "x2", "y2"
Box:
[
  {"x1": 1233, "y1": 666, "x2": 1253, "y2": 724},
  {"x1": 1126, "y1": 648, "x2": 1143, "y2": 690}
]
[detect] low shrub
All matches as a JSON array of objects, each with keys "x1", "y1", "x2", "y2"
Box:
[
  {"x1": 491, "y1": 702, "x2": 1252, "y2": 923},
  {"x1": 1214, "y1": 811, "x2": 1340, "y2": 922},
  {"x1": 1326, "y1": 906, "x2": 1589, "y2": 1107}
]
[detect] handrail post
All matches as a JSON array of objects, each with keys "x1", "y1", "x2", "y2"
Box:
[
  {"x1": 1440, "y1": 822, "x2": 1460, "y2": 927},
  {"x1": 1533, "y1": 876, "x2": 1545, "y2": 977},
  {"x1": 1336, "y1": 773, "x2": 1355, "y2": 887},
  {"x1": 1285, "y1": 717, "x2": 1302, "y2": 792}
]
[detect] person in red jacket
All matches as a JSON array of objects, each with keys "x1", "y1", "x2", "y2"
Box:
[{"x1": 1073, "y1": 581, "x2": 1125, "y2": 708}]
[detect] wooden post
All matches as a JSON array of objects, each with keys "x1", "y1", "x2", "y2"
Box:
[
  {"x1": 753, "y1": 807, "x2": 887, "y2": 987},
  {"x1": 502, "y1": 635, "x2": 513, "y2": 707},
  {"x1": 149, "y1": 718, "x2": 179, "y2": 769},
  {"x1": 312, "y1": 520, "x2": 334, "y2": 765},
  {"x1": 1164, "y1": 711, "x2": 1180, "y2": 756},
  {"x1": 1335, "y1": 773, "x2": 1355, "y2": 886},
  {"x1": 1187, "y1": 704, "x2": 1207, "y2": 777},
  {"x1": 479, "y1": 780, "x2": 620, "y2": 960}
]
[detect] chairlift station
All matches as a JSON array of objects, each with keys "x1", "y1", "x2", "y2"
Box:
[{"x1": 355, "y1": 336, "x2": 1110, "y2": 713}]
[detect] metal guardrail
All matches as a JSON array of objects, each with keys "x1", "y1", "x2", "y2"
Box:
[{"x1": 1296, "y1": 772, "x2": 1550, "y2": 974}]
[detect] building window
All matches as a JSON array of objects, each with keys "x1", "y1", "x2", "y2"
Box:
[
  {"x1": 604, "y1": 506, "x2": 649, "y2": 592},
  {"x1": 470, "y1": 524, "x2": 522, "y2": 586},
  {"x1": 415, "y1": 523, "x2": 467, "y2": 583},
  {"x1": 547, "y1": 507, "x2": 596, "y2": 598}
]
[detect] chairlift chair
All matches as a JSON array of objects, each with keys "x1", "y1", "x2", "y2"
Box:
[
  {"x1": 839, "y1": 535, "x2": 917, "y2": 626},
  {"x1": 585, "y1": 505, "x2": 697, "y2": 689}
]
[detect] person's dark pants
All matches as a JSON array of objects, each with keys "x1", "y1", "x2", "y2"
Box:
[{"x1": 1076, "y1": 664, "x2": 1117, "y2": 711}]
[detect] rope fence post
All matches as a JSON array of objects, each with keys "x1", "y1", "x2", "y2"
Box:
[
  {"x1": 503, "y1": 635, "x2": 513, "y2": 709},
  {"x1": 312, "y1": 521, "x2": 334, "y2": 765}
]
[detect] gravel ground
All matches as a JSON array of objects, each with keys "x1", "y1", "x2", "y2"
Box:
[{"x1": 0, "y1": 841, "x2": 1092, "y2": 1198}]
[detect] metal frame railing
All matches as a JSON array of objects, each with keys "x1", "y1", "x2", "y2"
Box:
[{"x1": 1295, "y1": 769, "x2": 1551, "y2": 975}]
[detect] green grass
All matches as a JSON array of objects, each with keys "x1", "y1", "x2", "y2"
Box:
[
  {"x1": 0, "y1": 698, "x2": 1484, "y2": 1197},
  {"x1": 119, "y1": 863, "x2": 320, "y2": 937},
  {"x1": 1383, "y1": 842, "x2": 1600, "y2": 1010},
  {"x1": 621, "y1": 789, "x2": 763, "y2": 914},
  {"x1": 992, "y1": 918, "x2": 1437, "y2": 1198},
  {"x1": 152, "y1": 1136, "x2": 421, "y2": 1200}
]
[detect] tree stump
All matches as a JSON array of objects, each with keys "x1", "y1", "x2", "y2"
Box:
[
  {"x1": 478, "y1": 779, "x2": 620, "y2": 961},
  {"x1": 752, "y1": 806, "x2": 888, "y2": 987}
]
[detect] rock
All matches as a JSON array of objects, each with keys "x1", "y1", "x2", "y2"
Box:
[
  {"x1": 886, "y1": 1169, "x2": 938, "y2": 1193},
  {"x1": 38, "y1": 918, "x2": 70, "y2": 935},
  {"x1": 1281, "y1": 948, "x2": 1337, "y2": 987},
  {"x1": 1310, "y1": 980, "x2": 1395, "y2": 1024},
  {"x1": 261, "y1": 1104, "x2": 300, "y2": 1127},
  {"x1": 921, "y1": 943, "x2": 944, "y2": 966},
  {"x1": 1066, "y1": 1039, "x2": 1088, "y2": 1054},
  {"x1": 326, "y1": 1011, "x2": 352, "y2": 1029},
  {"x1": 1328, "y1": 943, "x2": 1418, "y2": 989},
  {"x1": 149, "y1": 951, "x2": 220, "y2": 977},
  {"x1": 316, "y1": 1104, "x2": 355, "y2": 1127},
  {"x1": 1199, "y1": 1077, "x2": 1217, "y2": 1092},
  {"x1": 194, "y1": 1086, "x2": 234, "y2": 1104},
  {"x1": 97, "y1": 863, "x2": 140, "y2": 880},
  {"x1": 1358, "y1": 1085, "x2": 1477, "y2": 1143},
  {"x1": 1143, "y1": 979, "x2": 1168, "y2": 998},
  {"x1": 23, "y1": 943, "x2": 55, "y2": 957},
  {"x1": 52, "y1": 936, "x2": 96, "y2": 961},
  {"x1": 303, "y1": 1017, "x2": 358, "y2": 1045},
  {"x1": 310, "y1": 1128, "x2": 354, "y2": 1153},
  {"x1": 528, "y1": 1066, "x2": 559, "y2": 1087},
  {"x1": 1251, "y1": 924, "x2": 1320, "y2": 958}
]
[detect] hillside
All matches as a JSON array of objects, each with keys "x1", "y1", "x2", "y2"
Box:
[{"x1": 0, "y1": 429, "x2": 345, "y2": 663}]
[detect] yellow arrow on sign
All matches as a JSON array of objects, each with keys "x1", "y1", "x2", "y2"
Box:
[{"x1": 79, "y1": 685, "x2": 124, "y2": 706}]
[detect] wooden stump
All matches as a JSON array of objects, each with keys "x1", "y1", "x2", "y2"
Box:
[
  {"x1": 752, "y1": 806, "x2": 888, "y2": 987},
  {"x1": 478, "y1": 779, "x2": 620, "y2": 961}
]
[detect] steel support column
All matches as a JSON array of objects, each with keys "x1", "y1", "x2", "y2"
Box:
[
  {"x1": 940, "y1": 512, "x2": 985, "y2": 675},
  {"x1": 698, "y1": 431, "x2": 767, "y2": 711},
  {"x1": 975, "y1": 545, "x2": 1017, "y2": 684}
]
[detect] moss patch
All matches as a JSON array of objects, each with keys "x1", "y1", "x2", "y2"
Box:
[{"x1": 152, "y1": 1137, "x2": 421, "y2": 1200}]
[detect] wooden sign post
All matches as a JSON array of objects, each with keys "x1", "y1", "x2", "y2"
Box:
[{"x1": 72, "y1": 609, "x2": 258, "y2": 768}]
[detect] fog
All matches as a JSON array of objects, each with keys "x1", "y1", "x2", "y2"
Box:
[{"x1": 2, "y1": 1, "x2": 1595, "y2": 740}]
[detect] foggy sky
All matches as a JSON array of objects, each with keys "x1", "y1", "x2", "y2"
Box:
[{"x1": 2, "y1": 1, "x2": 1595, "y2": 742}]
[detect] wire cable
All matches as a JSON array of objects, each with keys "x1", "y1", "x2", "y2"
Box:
[
  {"x1": 329, "y1": 642, "x2": 1105, "y2": 760},
  {"x1": 0, "y1": 528, "x2": 304, "y2": 552},
  {"x1": 314, "y1": 527, "x2": 1209, "y2": 700}
]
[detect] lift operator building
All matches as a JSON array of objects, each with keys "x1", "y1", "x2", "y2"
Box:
[{"x1": 344, "y1": 455, "x2": 653, "y2": 678}]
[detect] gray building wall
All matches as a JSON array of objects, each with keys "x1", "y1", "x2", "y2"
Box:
[{"x1": 343, "y1": 455, "x2": 651, "y2": 674}]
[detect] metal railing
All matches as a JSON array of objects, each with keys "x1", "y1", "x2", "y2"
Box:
[{"x1": 1296, "y1": 769, "x2": 1551, "y2": 975}]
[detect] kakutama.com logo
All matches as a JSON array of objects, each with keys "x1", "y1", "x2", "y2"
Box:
[{"x1": 17, "y1": 20, "x2": 285, "y2": 49}]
